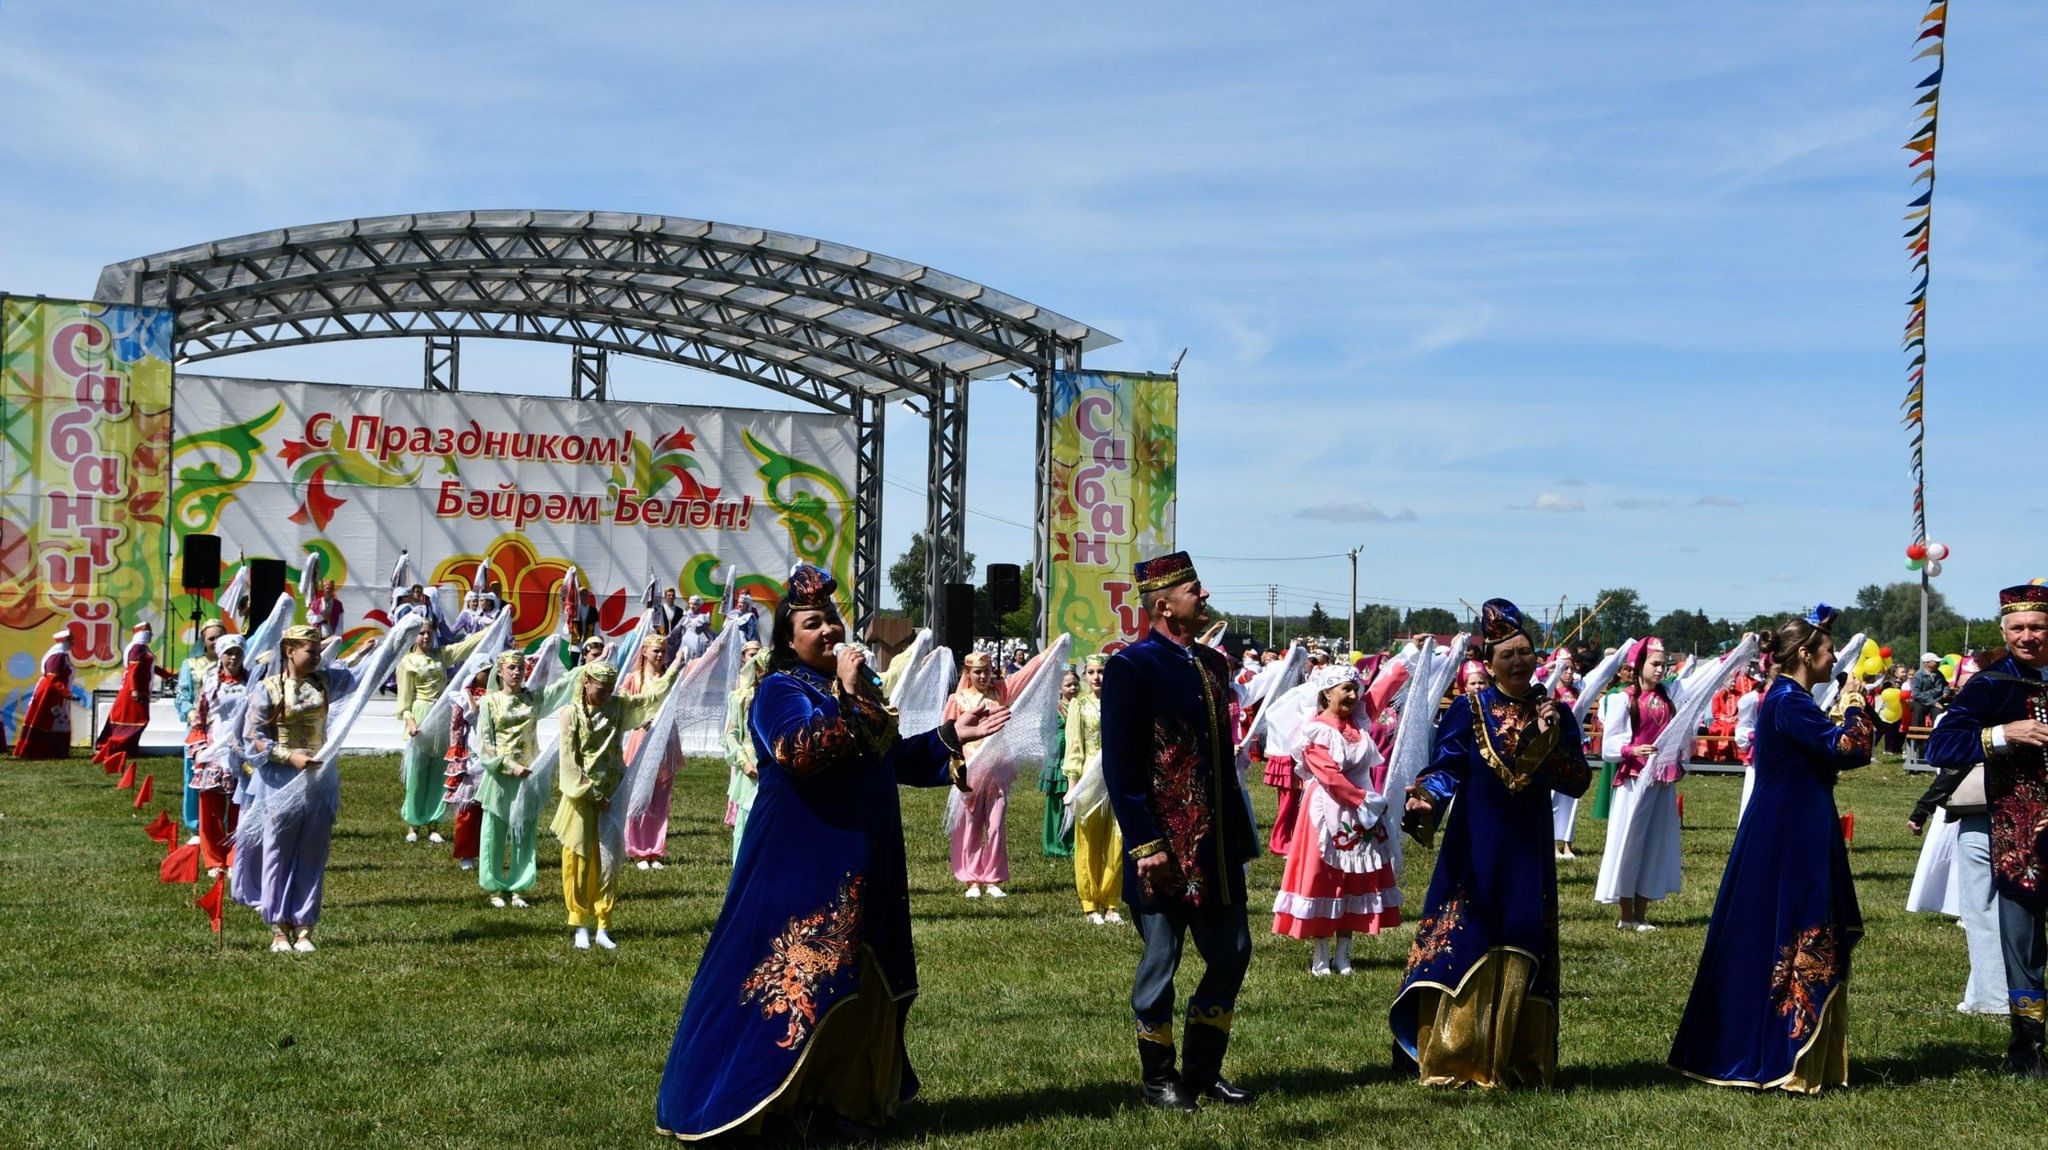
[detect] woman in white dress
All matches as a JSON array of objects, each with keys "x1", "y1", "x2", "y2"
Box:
[{"x1": 1595, "y1": 637, "x2": 1682, "y2": 931}]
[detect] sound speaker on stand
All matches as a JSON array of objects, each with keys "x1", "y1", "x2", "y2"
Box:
[
  {"x1": 247, "y1": 558, "x2": 288, "y2": 628},
  {"x1": 986, "y1": 563, "x2": 1022, "y2": 617},
  {"x1": 181, "y1": 533, "x2": 222, "y2": 592},
  {"x1": 942, "y1": 582, "x2": 976, "y2": 663}
]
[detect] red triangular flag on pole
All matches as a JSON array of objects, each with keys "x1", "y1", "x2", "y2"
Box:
[
  {"x1": 159, "y1": 842, "x2": 201, "y2": 884},
  {"x1": 100, "y1": 747, "x2": 120, "y2": 774},
  {"x1": 195, "y1": 875, "x2": 226, "y2": 934},
  {"x1": 143, "y1": 810, "x2": 178, "y2": 847},
  {"x1": 133, "y1": 774, "x2": 154, "y2": 808},
  {"x1": 115, "y1": 757, "x2": 136, "y2": 790},
  {"x1": 91, "y1": 742, "x2": 107, "y2": 766}
]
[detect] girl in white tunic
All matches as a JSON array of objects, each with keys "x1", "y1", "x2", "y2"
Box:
[{"x1": 1595, "y1": 637, "x2": 1682, "y2": 931}]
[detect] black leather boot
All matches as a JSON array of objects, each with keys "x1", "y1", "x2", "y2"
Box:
[
  {"x1": 1181, "y1": 1021, "x2": 1257, "y2": 1106},
  {"x1": 1138, "y1": 1037, "x2": 1197, "y2": 1111},
  {"x1": 2006, "y1": 1014, "x2": 2048, "y2": 1079}
]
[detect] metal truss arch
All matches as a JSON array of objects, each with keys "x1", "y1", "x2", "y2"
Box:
[{"x1": 96, "y1": 210, "x2": 1117, "y2": 631}]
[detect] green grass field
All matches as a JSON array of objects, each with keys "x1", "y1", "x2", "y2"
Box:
[{"x1": 2, "y1": 750, "x2": 2040, "y2": 1148}]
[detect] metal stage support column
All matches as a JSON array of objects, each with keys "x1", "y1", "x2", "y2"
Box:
[
  {"x1": 424, "y1": 333, "x2": 459, "y2": 391},
  {"x1": 924, "y1": 373, "x2": 969, "y2": 641},
  {"x1": 852, "y1": 392, "x2": 886, "y2": 629},
  {"x1": 570, "y1": 345, "x2": 608, "y2": 401}
]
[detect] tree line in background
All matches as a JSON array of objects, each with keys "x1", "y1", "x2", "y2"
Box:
[
  {"x1": 885, "y1": 533, "x2": 1039, "y2": 639},
  {"x1": 1225, "y1": 582, "x2": 1997, "y2": 662},
  {"x1": 883, "y1": 532, "x2": 1997, "y2": 660}
]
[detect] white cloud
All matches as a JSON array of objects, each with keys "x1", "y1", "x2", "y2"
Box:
[
  {"x1": 1297, "y1": 502, "x2": 1418, "y2": 523},
  {"x1": 1512, "y1": 492, "x2": 1585, "y2": 513}
]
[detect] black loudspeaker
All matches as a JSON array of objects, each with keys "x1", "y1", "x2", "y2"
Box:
[
  {"x1": 247, "y1": 558, "x2": 288, "y2": 625},
  {"x1": 181, "y1": 533, "x2": 223, "y2": 591},
  {"x1": 942, "y1": 582, "x2": 976, "y2": 661},
  {"x1": 987, "y1": 563, "x2": 1022, "y2": 616}
]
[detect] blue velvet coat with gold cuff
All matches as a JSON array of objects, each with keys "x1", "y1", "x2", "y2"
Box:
[
  {"x1": 655, "y1": 662, "x2": 961, "y2": 1141},
  {"x1": 1668, "y1": 677, "x2": 1871, "y2": 1090},
  {"x1": 1926, "y1": 653, "x2": 2048, "y2": 906},
  {"x1": 1390, "y1": 686, "x2": 1591, "y2": 1060},
  {"x1": 1100, "y1": 631, "x2": 1259, "y2": 914}
]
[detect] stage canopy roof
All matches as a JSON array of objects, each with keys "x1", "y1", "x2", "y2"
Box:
[{"x1": 95, "y1": 210, "x2": 1117, "y2": 413}]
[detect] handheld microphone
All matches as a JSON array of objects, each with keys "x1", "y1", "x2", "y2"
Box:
[{"x1": 831, "y1": 643, "x2": 887, "y2": 692}]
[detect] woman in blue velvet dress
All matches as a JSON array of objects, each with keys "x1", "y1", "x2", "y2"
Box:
[
  {"x1": 1669, "y1": 607, "x2": 1872, "y2": 1093},
  {"x1": 655, "y1": 565, "x2": 1008, "y2": 1141},
  {"x1": 1390, "y1": 598, "x2": 1592, "y2": 1089}
]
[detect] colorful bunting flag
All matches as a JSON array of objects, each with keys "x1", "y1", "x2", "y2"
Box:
[
  {"x1": 114, "y1": 757, "x2": 135, "y2": 790},
  {"x1": 132, "y1": 774, "x2": 154, "y2": 809},
  {"x1": 195, "y1": 876, "x2": 226, "y2": 934},
  {"x1": 143, "y1": 810, "x2": 179, "y2": 848},
  {"x1": 1901, "y1": 2, "x2": 1944, "y2": 548},
  {"x1": 159, "y1": 842, "x2": 201, "y2": 884}
]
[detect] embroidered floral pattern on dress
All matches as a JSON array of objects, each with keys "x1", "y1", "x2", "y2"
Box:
[
  {"x1": 772, "y1": 712, "x2": 857, "y2": 778},
  {"x1": 1990, "y1": 791, "x2": 2047, "y2": 896},
  {"x1": 1407, "y1": 895, "x2": 1466, "y2": 972},
  {"x1": 1770, "y1": 922, "x2": 1839, "y2": 1040},
  {"x1": 1835, "y1": 711, "x2": 1874, "y2": 759},
  {"x1": 740, "y1": 874, "x2": 866, "y2": 1050},
  {"x1": 1150, "y1": 716, "x2": 1212, "y2": 906}
]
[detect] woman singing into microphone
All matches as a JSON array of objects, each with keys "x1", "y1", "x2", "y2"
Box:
[{"x1": 655, "y1": 564, "x2": 1011, "y2": 1142}]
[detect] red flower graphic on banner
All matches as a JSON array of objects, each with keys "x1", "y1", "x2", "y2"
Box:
[
  {"x1": 429, "y1": 535, "x2": 640, "y2": 647},
  {"x1": 649, "y1": 426, "x2": 722, "y2": 501},
  {"x1": 286, "y1": 466, "x2": 347, "y2": 530},
  {"x1": 0, "y1": 517, "x2": 58, "y2": 632}
]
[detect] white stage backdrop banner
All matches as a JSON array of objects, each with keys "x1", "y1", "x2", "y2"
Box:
[{"x1": 170, "y1": 376, "x2": 856, "y2": 648}]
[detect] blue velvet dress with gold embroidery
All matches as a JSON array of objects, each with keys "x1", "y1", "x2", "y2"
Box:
[
  {"x1": 1389, "y1": 685, "x2": 1591, "y2": 1088},
  {"x1": 1670, "y1": 677, "x2": 1872, "y2": 1092},
  {"x1": 655, "y1": 662, "x2": 961, "y2": 1140}
]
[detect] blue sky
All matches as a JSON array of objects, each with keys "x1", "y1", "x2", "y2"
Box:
[{"x1": 2, "y1": 2, "x2": 2041, "y2": 626}]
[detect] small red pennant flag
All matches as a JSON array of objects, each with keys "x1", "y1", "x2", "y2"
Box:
[
  {"x1": 195, "y1": 876, "x2": 226, "y2": 934},
  {"x1": 115, "y1": 757, "x2": 136, "y2": 790},
  {"x1": 100, "y1": 747, "x2": 120, "y2": 774},
  {"x1": 143, "y1": 810, "x2": 178, "y2": 847},
  {"x1": 159, "y1": 842, "x2": 201, "y2": 884},
  {"x1": 1840, "y1": 811, "x2": 1856, "y2": 842},
  {"x1": 133, "y1": 774, "x2": 154, "y2": 809}
]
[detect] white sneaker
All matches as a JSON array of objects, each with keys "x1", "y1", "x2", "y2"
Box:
[
  {"x1": 1087, "y1": 911, "x2": 1106, "y2": 925},
  {"x1": 651, "y1": 860, "x2": 665, "y2": 869},
  {"x1": 427, "y1": 831, "x2": 445, "y2": 845},
  {"x1": 459, "y1": 859, "x2": 475, "y2": 871},
  {"x1": 185, "y1": 834, "x2": 201, "y2": 846},
  {"x1": 1334, "y1": 937, "x2": 1354, "y2": 975},
  {"x1": 573, "y1": 928, "x2": 591, "y2": 950},
  {"x1": 509, "y1": 895, "x2": 528, "y2": 908},
  {"x1": 293, "y1": 935, "x2": 316, "y2": 953},
  {"x1": 270, "y1": 937, "x2": 291, "y2": 953},
  {"x1": 636, "y1": 860, "x2": 652, "y2": 870},
  {"x1": 985, "y1": 885, "x2": 1007, "y2": 899},
  {"x1": 1635, "y1": 922, "x2": 1660, "y2": 933},
  {"x1": 405, "y1": 830, "x2": 419, "y2": 843},
  {"x1": 489, "y1": 896, "x2": 506, "y2": 908},
  {"x1": 1104, "y1": 909, "x2": 1123, "y2": 924},
  {"x1": 594, "y1": 929, "x2": 617, "y2": 950},
  {"x1": 964, "y1": 885, "x2": 982, "y2": 899}
]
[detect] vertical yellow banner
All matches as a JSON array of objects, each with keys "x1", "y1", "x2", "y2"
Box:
[
  {"x1": 1046, "y1": 370, "x2": 1177, "y2": 658},
  {"x1": 1, "y1": 297, "x2": 175, "y2": 743}
]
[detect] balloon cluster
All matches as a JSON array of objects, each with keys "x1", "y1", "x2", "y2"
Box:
[
  {"x1": 1905, "y1": 540, "x2": 1951, "y2": 577},
  {"x1": 1855, "y1": 638, "x2": 1885, "y2": 681}
]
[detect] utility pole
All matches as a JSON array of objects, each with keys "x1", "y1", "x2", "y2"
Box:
[
  {"x1": 1347, "y1": 544, "x2": 1363, "y2": 653},
  {"x1": 1267, "y1": 584, "x2": 1278, "y2": 649}
]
